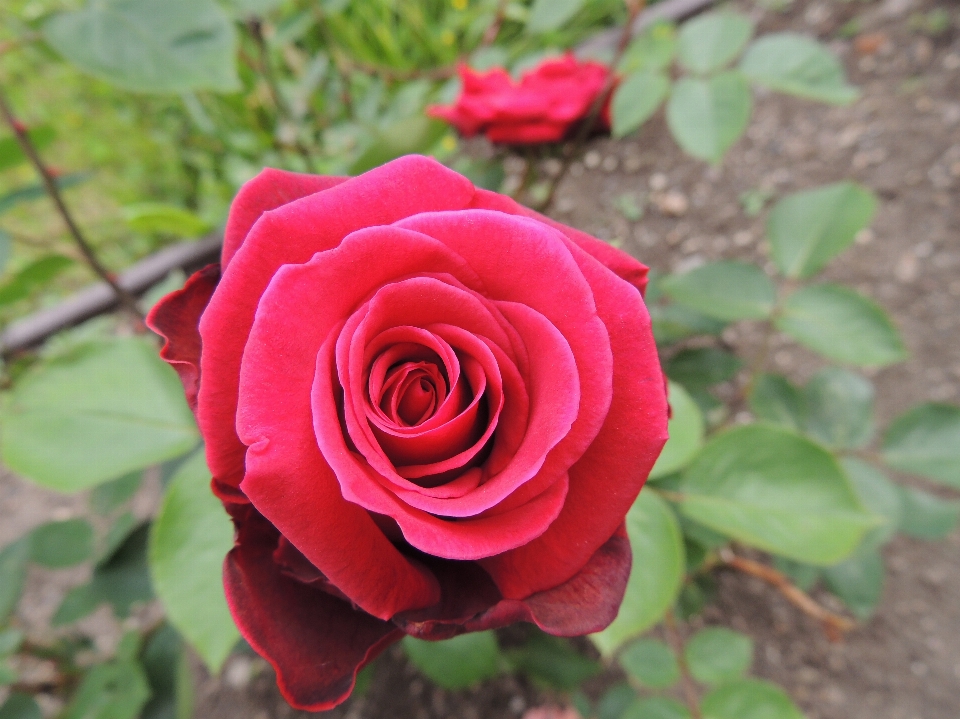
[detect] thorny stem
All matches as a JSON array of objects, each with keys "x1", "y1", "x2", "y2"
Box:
[
  {"x1": 0, "y1": 83, "x2": 144, "y2": 321},
  {"x1": 664, "y1": 609, "x2": 703, "y2": 719},
  {"x1": 718, "y1": 547, "x2": 856, "y2": 641},
  {"x1": 531, "y1": 0, "x2": 646, "y2": 211},
  {"x1": 247, "y1": 18, "x2": 317, "y2": 171}
]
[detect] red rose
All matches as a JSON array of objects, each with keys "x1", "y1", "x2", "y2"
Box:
[
  {"x1": 428, "y1": 53, "x2": 612, "y2": 144},
  {"x1": 148, "y1": 155, "x2": 667, "y2": 711}
]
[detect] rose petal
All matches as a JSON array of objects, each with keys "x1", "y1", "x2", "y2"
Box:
[
  {"x1": 145, "y1": 264, "x2": 220, "y2": 413},
  {"x1": 223, "y1": 509, "x2": 402, "y2": 712}
]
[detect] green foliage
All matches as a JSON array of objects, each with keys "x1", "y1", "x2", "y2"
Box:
[
  {"x1": 0, "y1": 126, "x2": 56, "y2": 173},
  {"x1": 149, "y1": 451, "x2": 239, "y2": 674},
  {"x1": 0, "y1": 694, "x2": 41, "y2": 719},
  {"x1": 678, "y1": 425, "x2": 876, "y2": 565},
  {"x1": 896, "y1": 486, "x2": 960, "y2": 540},
  {"x1": 803, "y1": 368, "x2": 874, "y2": 449},
  {"x1": 650, "y1": 382, "x2": 704, "y2": 480},
  {"x1": 623, "y1": 697, "x2": 691, "y2": 719},
  {"x1": 506, "y1": 633, "x2": 601, "y2": 690},
  {"x1": 776, "y1": 284, "x2": 908, "y2": 367},
  {"x1": 676, "y1": 11, "x2": 753, "y2": 75},
  {"x1": 700, "y1": 679, "x2": 804, "y2": 719},
  {"x1": 619, "y1": 22, "x2": 677, "y2": 73},
  {"x1": 649, "y1": 304, "x2": 726, "y2": 345},
  {"x1": 44, "y1": 0, "x2": 240, "y2": 94},
  {"x1": 620, "y1": 638, "x2": 679, "y2": 689},
  {"x1": 882, "y1": 403, "x2": 960, "y2": 488},
  {"x1": 822, "y1": 546, "x2": 884, "y2": 619},
  {"x1": 767, "y1": 182, "x2": 877, "y2": 278},
  {"x1": 591, "y1": 491, "x2": 685, "y2": 655},
  {"x1": 527, "y1": 0, "x2": 587, "y2": 33},
  {"x1": 90, "y1": 472, "x2": 144, "y2": 516},
  {"x1": 597, "y1": 684, "x2": 637, "y2": 719},
  {"x1": 0, "y1": 255, "x2": 74, "y2": 307},
  {"x1": 684, "y1": 628, "x2": 753, "y2": 685},
  {"x1": 0, "y1": 174, "x2": 91, "y2": 216},
  {"x1": 403, "y1": 632, "x2": 501, "y2": 689},
  {"x1": 1, "y1": 338, "x2": 200, "y2": 492},
  {"x1": 748, "y1": 374, "x2": 805, "y2": 431},
  {"x1": 0, "y1": 540, "x2": 29, "y2": 625},
  {"x1": 666, "y1": 73, "x2": 752, "y2": 164},
  {"x1": 139, "y1": 625, "x2": 194, "y2": 719},
  {"x1": 841, "y1": 458, "x2": 902, "y2": 548},
  {"x1": 123, "y1": 203, "x2": 213, "y2": 238},
  {"x1": 661, "y1": 261, "x2": 775, "y2": 321},
  {"x1": 29, "y1": 519, "x2": 94, "y2": 568},
  {"x1": 63, "y1": 659, "x2": 151, "y2": 719},
  {"x1": 612, "y1": 70, "x2": 670, "y2": 138},
  {"x1": 739, "y1": 33, "x2": 859, "y2": 105}
]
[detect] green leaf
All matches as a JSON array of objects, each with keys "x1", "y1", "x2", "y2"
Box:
[
  {"x1": 0, "y1": 255, "x2": 74, "y2": 306},
  {"x1": 54, "y1": 523, "x2": 154, "y2": 624},
  {"x1": 0, "y1": 126, "x2": 56, "y2": 173},
  {"x1": 0, "y1": 173, "x2": 89, "y2": 215},
  {"x1": 0, "y1": 694, "x2": 41, "y2": 719},
  {"x1": 661, "y1": 261, "x2": 775, "y2": 322},
  {"x1": 597, "y1": 684, "x2": 637, "y2": 719},
  {"x1": 0, "y1": 629, "x2": 23, "y2": 657},
  {"x1": 150, "y1": 451, "x2": 238, "y2": 674},
  {"x1": 140, "y1": 624, "x2": 194, "y2": 719},
  {"x1": 0, "y1": 540, "x2": 29, "y2": 625},
  {"x1": 219, "y1": 0, "x2": 284, "y2": 18},
  {"x1": 619, "y1": 639, "x2": 679, "y2": 689},
  {"x1": 803, "y1": 368, "x2": 874, "y2": 449},
  {"x1": 773, "y1": 557, "x2": 820, "y2": 591},
  {"x1": 650, "y1": 382, "x2": 704, "y2": 480},
  {"x1": 591, "y1": 491, "x2": 685, "y2": 655},
  {"x1": 90, "y1": 472, "x2": 143, "y2": 515},
  {"x1": 123, "y1": 203, "x2": 213, "y2": 238},
  {"x1": 667, "y1": 73, "x2": 752, "y2": 163},
  {"x1": 701, "y1": 679, "x2": 804, "y2": 719},
  {"x1": 748, "y1": 374, "x2": 805, "y2": 430},
  {"x1": 677, "y1": 11, "x2": 753, "y2": 74},
  {"x1": 882, "y1": 403, "x2": 960, "y2": 488},
  {"x1": 612, "y1": 70, "x2": 670, "y2": 138},
  {"x1": 30, "y1": 518, "x2": 94, "y2": 568},
  {"x1": 623, "y1": 697, "x2": 691, "y2": 719},
  {"x1": 506, "y1": 633, "x2": 601, "y2": 690},
  {"x1": 776, "y1": 284, "x2": 907, "y2": 367},
  {"x1": 0, "y1": 230, "x2": 9, "y2": 275},
  {"x1": 98, "y1": 512, "x2": 139, "y2": 565},
  {"x1": 650, "y1": 304, "x2": 726, "y2": 345},
  {"x1": 349, "y1": 116, "x2": 447, "y2": 175},
  {"x1": 684, "y1": 627, "x2": 753, "y2": 685},
  {"x1": 619, "y1": 21, "x2": 677, "y2": 73},
  {"x1": 64, "y1": 660, "x2": 151, "y2": 719},
  {"x1": 739, "y1": 32, "x2": 858, "y2": 104},
  {"x1": 896, "y1": 486, "x2": 960, "y2": 540},
  {"x1": 666, "y1": 348, "x2": 742, "y2": 390},
  {"x1": 403, "y1": 632, "x2": 501, "y2": 689},
  {"x1": 841, "y1": 458, "x2": 902, "y2": 548},
  {"x1": 767, "y1": 182, "x2": 877, "y2": 279},
  {"x1": 679, "y1": 425, "x2": 876, "y2": 565},
  {"x1": 823, "y1": 545, "x2": 884, "y2": 619},
  {"x1": 2, "y1": 338, "x2": 200, "y2": 492},
  {"x1": 44, "y1": 0, "x2": 239, "y2": 94},
  {"x1": 526, "y1": 0, "x2": 585, "y2": 33}
]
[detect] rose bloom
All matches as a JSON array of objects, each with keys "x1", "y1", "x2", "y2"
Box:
[
  {"x1": 148, "y1": 155, "x2": 667, "y2": 711},
  {"x1": 427, "y1": 53, "x2": 612, "y2": 144}
]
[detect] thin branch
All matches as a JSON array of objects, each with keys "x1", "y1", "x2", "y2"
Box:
[
  {"x1": 532, "y1": 0, "x2": 646, "y2": 211},
  {"x1": 0, "y1": 83, "x2": 144, "y2": 321},
  {"x1": 718, "y1": 548, "x2": 856, "y2": 641},
  {"x1": 664, "y1": 610, "x2": 703, "y2": 719}
]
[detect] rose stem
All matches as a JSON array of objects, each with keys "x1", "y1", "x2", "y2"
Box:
[
  {"x1": 718, "y1": 547, "x2": 856, "y2": 641},
  {"x1": 664, "y1": 609, "x2": 703, "y2": 719},
  {"x1": 532, "y1": 0, "x2": 647, "y2": 212},
  {"x1": 0, "y1": 83, "x2": 145, "y2": 322},
  {"x1": 246, "y1": 17, "x2": 318, "y2": 172}
]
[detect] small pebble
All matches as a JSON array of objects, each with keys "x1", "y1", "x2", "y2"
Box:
[
  {"x1": 653, "y1": 191, "x2": 689, "y2": 216},
  {"x1": 583, "y1": 151, "x2": 601, "y2": 169},
  {"x1": 225, "y1": 656, "x2": 253, "y2": 689},
  {"x1": 649, "y1": 172, "x2": 668, "y2": 191},
  {"x1": 895, "y1": 252, "x2": 918, "y2": 283},
  {"x1": 623, "y1": 155, "x2": 643, "y2": 172}
]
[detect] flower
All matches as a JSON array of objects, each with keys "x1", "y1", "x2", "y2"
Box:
[
  {"x1": 148, "y1": 155, "x2": 667, "y2": 711},
  {"x1": 428, "y1": 53, "x2": 612, "y2": 144}
]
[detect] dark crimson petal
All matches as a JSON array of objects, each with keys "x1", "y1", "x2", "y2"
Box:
[
  {"x1": 223, "y1": 509, "x2": 402, "y2": 712},
  {"x1": 464, "y1": 525, "x2": 631, "y2": 636},
  {"x1": 467, "y1": 189, "x2": 649, "y2": 295},
  {"x1": 221, "y1": 169, "x2": 348, "y2": 270},
  {"x1": 145, "y1": 264, "x2": 220, "y2": 413}
]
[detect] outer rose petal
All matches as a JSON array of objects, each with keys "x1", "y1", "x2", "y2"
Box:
[
  {"x1": 221, "y1": 168, "x2": 347, "y2": 269},
  {"x1": 223, "y1": 509, "x2": 402, "y2": 712},
  {"x1": 145, "y1": 263, "x2": 220, "y2": 413}
]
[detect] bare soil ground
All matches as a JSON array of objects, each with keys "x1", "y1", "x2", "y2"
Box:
[{"x1": 1, "y1": 0, "x2": 958, "y2": 717}]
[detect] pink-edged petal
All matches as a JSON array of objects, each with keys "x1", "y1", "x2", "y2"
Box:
[
  {"x1": 200, "y1": 157, "x2": 477, "y2": 490},
  {"x1": 145, "y1": 264, "x2": 220, "y2": 413},
  {"x1": 467, "y1": 188, "x2": 650, "y2": 295},
  {"x1": 464, "y1": 524, "x2": 631, "y2": 636},
  {"x1": 223, "y1": 509, "x2": 402, "y2": 712},
  {"x1": 221, "y1": 168, "x2": 347, "y2": 269},
  {"x1": 482, "y1": 239, "x2": 667, "y2": 599}
]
